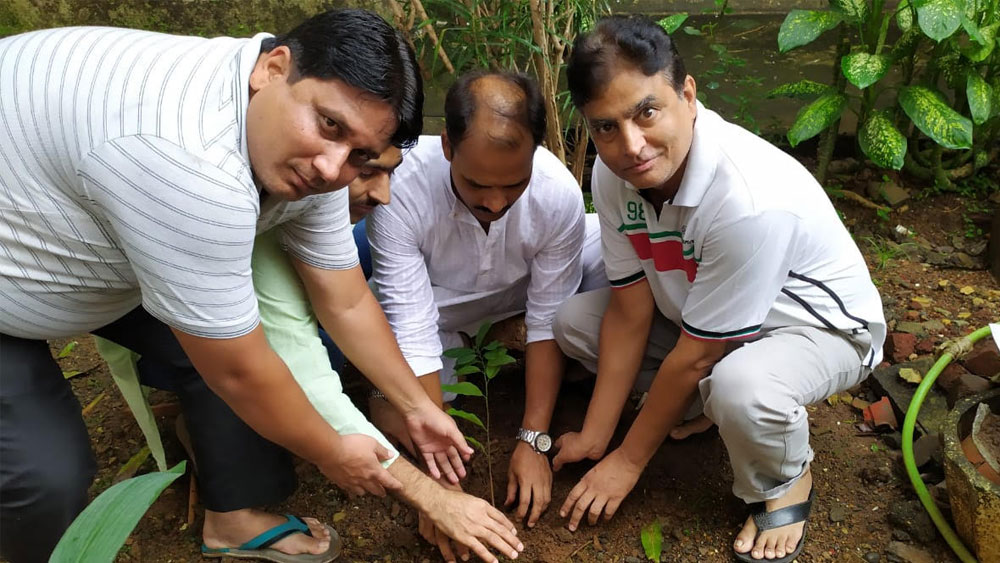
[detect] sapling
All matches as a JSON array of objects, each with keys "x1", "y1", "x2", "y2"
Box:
[{"x1": 442, "y1": 321, "x2": 517, "y2": 506}]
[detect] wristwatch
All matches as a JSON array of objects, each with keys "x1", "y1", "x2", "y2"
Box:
[{"x1": 516, "y1": 428, "x2": 552, "y2": 454}]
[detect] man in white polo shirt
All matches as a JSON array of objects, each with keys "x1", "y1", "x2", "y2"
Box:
[
  {"x1": 366, "y1": 70, "x2": 605, "y2": 539},
  {"x1": 549, "y1": 16, "x2": 885, "y2": 563},
  {"x1": 0, "y1": 11, "x2": 525, "y2": 563}
]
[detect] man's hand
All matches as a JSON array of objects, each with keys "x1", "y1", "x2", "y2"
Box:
[
  {"x1": 504, "y1": 441, "x2": 552, "y2": 528},
  {"x1": 424, "y1": 488, "x2": 524, "y2": 563},
  {"x1": 318, "y1": 434, "x2": 403, "y2": 496},
  {"x1": 559, "y1": 448, "x2": 643, "y2": 531},
  {"x1": 369, "y1": 396, "x2": 416, "y2": 456},
  {"x1": 419, "y1": 480, "x2": 470, "y2": 562},
  {"x1": 403, "y1": 401, "x2": 474, "y2": 484},
  {"x1": 551, "y1": 431, "x2": 608, "y2": 471}
]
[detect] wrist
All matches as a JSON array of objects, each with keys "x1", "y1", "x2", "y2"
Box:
[{"x1": 617, "y1": 440, "x2": 652, "y2": 470}]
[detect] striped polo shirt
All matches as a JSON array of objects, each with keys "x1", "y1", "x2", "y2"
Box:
[
  {"x1": 0, "y1": 27, "x2": 358, "y2": 340},
  {"x1": 594, "y1": 102, "x2": 885, "y2": 367}
]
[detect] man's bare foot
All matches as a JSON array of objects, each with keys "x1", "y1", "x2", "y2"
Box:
[
  {"x1": 733, "y1": 466, "x2": 813, "y2": 560},
  {"x1": 669, "y1": 414, "x2": 714, "y2": 440},
  {"x1": 203, "y1": 509, "x2": 332, "y2": 555}
]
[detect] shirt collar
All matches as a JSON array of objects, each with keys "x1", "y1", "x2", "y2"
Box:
[
  {"x1": 669, "y1": 100, "x2": 719, "y2": 208},
  {"x1": 238, "y1": 33, "x2": 273, "y2": 166}
]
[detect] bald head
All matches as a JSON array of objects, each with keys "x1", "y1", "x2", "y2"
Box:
[{"x1": 444, "y1": 70, "x2": 546, "y2": 153}]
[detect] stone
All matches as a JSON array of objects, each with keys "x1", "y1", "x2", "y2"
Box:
[
  {"x1": 952, "y1": 252, "x2": 978, "y2": 269},
  {"x1": 889, "y1": 500, "x2": 937, "y2": 544},
  {"x1": 828, "y1": 504, "x2": 847, "y2": 523},
  {"x1": 947, "y1": 373, "x2": 992, "y2": 407},
  {"x1": 936, "y1": 363, "x2": 970, "y2": 394},
  {"x1": 867, "y1": 180, "x2": 911, "y2": 206},
  {"x1": 922, "y1": 319, "x2": 945, "y2": 332},
  {"x1": 891, "y1": 529, "x2": 911, "y2": 542},
  {"x1": 904, "y1": 310, "x2": 921, "y2": 321},
  {"x1": 915, "y1": 338, "x2": 936, "y2": 354},
  {"x1": 964, "y1": 340, "x2": 1000, "y2": 377},
  {"x1": 911, "y1": 433, "x2": 940, "y2": 467},
  {"x1": 871, "y1": 360, "x2": 948, "y2": 434},
  {"x1": 925, "y1": 252, "x2": 949, "y2": 267},
  {"x1": 864, "y1": 552, "x2": 881, "y2": 563},
  {"x1": 936, "y1": 245, "x2": 956, "y2": 254},
  {"x1": 895, "y1": 322, "x2": 925, "y2": 336},
  {"x1": 885, "y1": 541, "x2": 935, "y2": 563},
  {"x1": 625, "y1": 557, "x2": 642, "y2": 563},
  {"x1": 885, "y1": 333, "x2": 917, "y2": 363}
]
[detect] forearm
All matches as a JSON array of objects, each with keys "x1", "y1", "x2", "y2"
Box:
[
  {"x1": 318, "y1": 287, "x2": 429, "y2": 413},
  {"x1": 520, "y1": 339, "x2": 565, "y2": 431},
  {"x1": 618, "y1": 355, "x2": 705, "y2": 467},
  {"x1": 580, "y1": 301, "x2": 653, "y2": 445},
  {"x1": 173, "y1": 328, "x2": 343, "y2": 468},
  {"x1": 417, "y1": 371, "x2": 444, "y2": 408},
  {"x1": 388, "y1": 456, "x2": 441, "y2": 512}
]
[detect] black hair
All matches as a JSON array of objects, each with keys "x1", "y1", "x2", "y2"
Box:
[
  {"x1": 567, "y1": 15, "x2": 687, "y2": 108},
  {"x1": 261, "y1": 9, "x2": 423, "y2": 149},
  {"x1": 444, "y1": 70, "x2": 546, "y2": 150}
]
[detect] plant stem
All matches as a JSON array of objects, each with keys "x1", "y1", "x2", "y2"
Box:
[
  {"x1": 816, "y1": 26, "x2": 850, "y2": 185},
  {"x1": 484, "y1": 371, "x2": 495, "y2": 507}
]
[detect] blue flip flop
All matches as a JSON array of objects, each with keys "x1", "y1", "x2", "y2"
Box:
[{"x1": 202, "y1": 514, "x2": 341, "y2": 562}]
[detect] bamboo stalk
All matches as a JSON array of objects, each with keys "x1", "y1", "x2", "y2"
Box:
[
  {"x1": 529, "y1": 0, "x2": 566, "y2": 163},
  {"x1": 410, "y1": 0, "x2": 455, "y2": 74}
]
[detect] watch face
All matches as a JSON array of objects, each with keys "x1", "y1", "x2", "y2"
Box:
[{"x1": 534, "y1": 433, "x2": 552, "y2": 453}]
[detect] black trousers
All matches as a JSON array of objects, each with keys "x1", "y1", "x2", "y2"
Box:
[{"x1": 0, "y1": 307, "x2": 295, "y2": 563}]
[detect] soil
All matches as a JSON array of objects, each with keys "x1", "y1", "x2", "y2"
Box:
[{"x1": 49, "y1": 178, "x2": 1000, "y2": 563}]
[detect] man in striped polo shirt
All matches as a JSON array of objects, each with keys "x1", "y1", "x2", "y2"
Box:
[
  {"x1": 0, "y1": 10, "x2": 522, "y2": 563},
  {"x1": 549, "y1": 16, "x2": 885, "y2": 563}
]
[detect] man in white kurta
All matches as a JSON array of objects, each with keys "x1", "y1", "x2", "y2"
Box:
[{"x1": 367, "y1": 71, "x2": 605, "y2": 533}]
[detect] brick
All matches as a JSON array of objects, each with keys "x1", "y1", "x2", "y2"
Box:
[
  {"x1": 963, "y1": 339, "x2": 1000, "y2": 377},
  {"x1": 886, "y1": 333, "x2": 917, "y2": 364}
]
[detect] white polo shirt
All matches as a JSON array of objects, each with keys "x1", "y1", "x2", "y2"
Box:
[
  {"x1": 368, "y1": 135, "x2": 591, "y2": 377},
  {"x1": 0, "y1": 27, "x2": 357, "y2": 340},
  {"x1": 594, "y1": 103, "x2": 885, "y2": 367}
]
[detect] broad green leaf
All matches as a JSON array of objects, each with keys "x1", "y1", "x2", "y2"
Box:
[
  {"x1": 829, "y1": 0, "x2": 870, "y2": 23},
  {"x1": 898, "y1": 86, "x2": 973, "y2": 149},
  {"x1": 961, "y1": 15, "x2": 984, "y2": 44},
  {"x1": 778, "y1": 10, "x2": 842, "y2": 53},
  {"x1": 96, "y1": 337, "x2": 167, "y2": 471},
  {"x1": 453, "y1": 364, "x2": 482, "y2": 376},
  {"x1": 486, "y1": 365, "x2": 500, "y2": 380},
  {"x1": 63, "y1": 369, "x2": 83, "y2": 379},
  {"x1": 657, "y1": 13, "x2": 689, "y2": 34},
  {"x1": 465, "y1": 435, "x2": 485, "y2": 453},
  {"x1": 443, "y1": 347, "x2": 476, "y2": 361},
  {"x1": 859, "y1": 111, "x2": 907, "y2": 170},
  {"x1": 897, "y1": 0, "x2": 914, "y2": 31},
  {"x1": 50, "y1": 461, "x2": 186, "y2": 562},
  {"x1": 967, "y1": 72, "x2": 993, "y2": 124},
  {"x1": 489, "y1": 354, "x2": 517, "y2": 368},
  {"x1": 474, "y1": 322, "x2": 493, "y2": 348},
  {"x1": 841, "y1": 53, "x2": 892, "y2": 89},
  {"x1": 441, "y1": 382, "x2": 485, "y2": 397},
  {"x1": 766, "y1": 79, "x2": 835, "y2": 99},
  {"x1": 483, "y1": 340, "x2": 501, "y2": 351},
  {"x1": 57, "y1": 340, "x2": 78, "y2": 358},
  {"x1": 961, "y1": 23, "x2": 997, "y2": 61},
  {"x1": 787, "y1": 92, "x2": 848, "y2": 147},
  {"x1": 915, "y1": 0, "x2": 963, "y2": 41},
  {"x1": 447, "y1": 408, "x2": 485, "y2": 430},
  {"x1": 641, "y1": 519, "x2": 663, "y2": 561}
]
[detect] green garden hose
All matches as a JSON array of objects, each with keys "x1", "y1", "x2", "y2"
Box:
[{"x1": 900, "y1": 325, "x2": 993, "y2": 563}]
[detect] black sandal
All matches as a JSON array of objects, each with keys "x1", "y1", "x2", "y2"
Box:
[{"x1": 734, "y1": 487, "x2": 815, "y2": 563}]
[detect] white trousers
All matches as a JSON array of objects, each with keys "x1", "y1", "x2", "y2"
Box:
[{"x1": 552, "y1": 288, "x2": 871, "y2": 503}]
